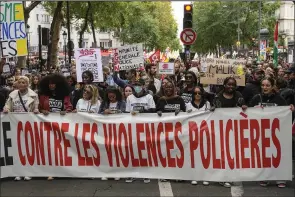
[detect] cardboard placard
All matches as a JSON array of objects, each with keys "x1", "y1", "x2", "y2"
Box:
[
  {"x1": 200, "y1": 58, "x2": 246, "y2": 86},
  {"x1": 200, "y1": 73, "x2": 245, "y2": 86},
  {"x1": 112, "y1": 44, "x2": 144, "y2": 71}
]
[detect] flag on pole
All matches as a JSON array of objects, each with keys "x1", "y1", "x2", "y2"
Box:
[
  {"x1": 149, "y1": 50, "x2": 160, "y2": 63},
  {"x1": 273, "y1": 21, "x2": 279, "y2": 67}
]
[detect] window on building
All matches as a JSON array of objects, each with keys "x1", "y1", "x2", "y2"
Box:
[
  {"x1": 109, "y1": 40, "x2": 112, "y2": 48},
  {"x1": 100, "y1": 42, "x2": 104, "y2": 48},
  {"x1": 36, "y1": 14, "x2": 39, "y2": 21}
]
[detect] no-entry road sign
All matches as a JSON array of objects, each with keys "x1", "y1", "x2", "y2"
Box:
[{"x1": 180, "y1": 28, "x2": 197, "y2": 45}]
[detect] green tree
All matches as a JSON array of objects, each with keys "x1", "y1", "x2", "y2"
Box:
[{"x1": 191, "y1": 1, "x2": 280, "y2": 55}]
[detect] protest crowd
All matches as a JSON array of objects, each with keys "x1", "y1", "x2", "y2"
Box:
[{"x1": 0, "y1": 53, "x2": 294, "y2": 189}]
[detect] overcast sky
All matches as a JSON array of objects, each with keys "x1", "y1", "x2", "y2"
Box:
[{"x1": 171, "y1": 1, "x2": 191, "y2": 38}]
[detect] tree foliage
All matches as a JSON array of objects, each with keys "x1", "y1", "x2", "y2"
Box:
[
  {"x1": 191, "y1": 1, "x2": 280, "y2": 54},
  {"x1": 43, "y1": 1, "x2": 180, "y2": 51}
]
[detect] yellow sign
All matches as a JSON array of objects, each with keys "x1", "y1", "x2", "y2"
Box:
[{"x1": 0, "y1": 1, "x2": 28, "y2": 57}]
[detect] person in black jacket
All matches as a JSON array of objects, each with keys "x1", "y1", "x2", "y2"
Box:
[
  {"x1": 242, "y1": 68, "x2": 264, "y2": 105},
  {"x1": 156, "y1": 81, "x2": 186, "y2": 115},
  {"x1": 213, "y1": 77, "x2": 246, "y2": 109},
  {"x1": 249, "y1": 77, "x2": 291, "y2": 188},
  {"x1": 180, "y1": 71, "x2": 200, "y2": 104},
  {"x1": 249, "y1": 77, "x2": 287, "y2": 107}
]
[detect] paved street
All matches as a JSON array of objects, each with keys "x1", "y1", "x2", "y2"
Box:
[{"x1": 1, "y1": 178, "x2": 294, "y2": 197}]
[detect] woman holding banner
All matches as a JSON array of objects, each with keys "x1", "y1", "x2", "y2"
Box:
[
  {"x1": 249, "y1": 77, "x2": 294, "y2": 188},
  {"x1": 213, "y1": 76, "x2": 247, "y2": 188},
  {"x1": 74, "y1": 84, "x2": 101, "y2": 113},
  {"x1": 3, "y1": 76, "x2": 40, "y2": 181}
]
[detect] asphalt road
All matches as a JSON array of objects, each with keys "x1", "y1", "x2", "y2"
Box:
[{"x1": 0, "y1": 178, "x2": 294, "y2": 197}]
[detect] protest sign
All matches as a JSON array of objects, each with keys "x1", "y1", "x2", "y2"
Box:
[
  {"x1": 0, "y1": 1, "x2": 28, "y2": 57},
  {"x1": 0, "y1": 107, "x2": 292, "y2": 181},
  {"x1": 200, "y1": 58, "x2": 246, "y2": 86},
  {"x1": 158, "y1": 62, "x2": 174, "y2": 75},
  {"x1": 112, "y1": 44, "x2": 144, "y2": 71},
  {"x1": 74, "y1": 48, "x2": 103, "y2": 83},
  {"x1": 2, "y1": 62, "x2": 11, "y2": 74}
]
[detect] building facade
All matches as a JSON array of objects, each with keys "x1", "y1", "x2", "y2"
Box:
[{"x1": 276, "y1": 1, "x2": 294, "y2": 62}]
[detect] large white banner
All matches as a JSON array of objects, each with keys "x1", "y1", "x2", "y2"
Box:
[
  {"x1": 74, "y1": 48, "x2": 103, "y2": 83},
  {"x1": 0, "y1": 107, "x2": 292, "y2": 181}
]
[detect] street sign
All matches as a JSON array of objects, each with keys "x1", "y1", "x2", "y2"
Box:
[{"x1": 180, "y1": 28, "x2": 197, "y2": 45}]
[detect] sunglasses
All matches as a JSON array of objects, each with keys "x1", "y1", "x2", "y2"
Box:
[
  {"x1": 194, "y1": 91, "x2": 202, "y2": 95},
  {"x1": 83, "y1": 90, "x2": 91, "y2": 94}
]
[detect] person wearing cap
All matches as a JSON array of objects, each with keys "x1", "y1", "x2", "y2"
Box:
[{"x1": 242, "y1": 68, "x2": 264, "y2": 105}]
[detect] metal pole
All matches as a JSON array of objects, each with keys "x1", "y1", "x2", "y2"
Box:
[
  {"x1": 38, "y1": 25, "x2": 42, "y2": 72},
  {"x1": 258, "y1": 0, "x2": 261, "y2": 61},
  {"x1": 66, "y1": 1, "x2": 71, "y2": 64},
  {"x1": 64, "y1": 40, "x2": 66, "y2": 64},
  {"x1": 293, "y1": 1, "x2": 295, "y2": 64}
]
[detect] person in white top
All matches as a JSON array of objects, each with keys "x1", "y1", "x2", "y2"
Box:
[
  {"x1": 186, "y1": 86, "x2": 211, "y2": 112},
  {"x1": 125, "y1": 79, "x2": 156, "y2": 114},
  {"x1": 125, "y1": 80, "x2": 155, "y2": 184},
  {"x1": 186, "y1": 86, "x2": 211, "y2": 186},
  {"x1": 74, "y1": 84, "x2": 101, "y2": 113}
]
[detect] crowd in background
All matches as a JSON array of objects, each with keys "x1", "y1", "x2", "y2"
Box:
[{"x1": 0, "y1": 57, "x2": 294, "y2": 188}]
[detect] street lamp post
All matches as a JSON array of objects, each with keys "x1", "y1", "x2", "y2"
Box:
[
  {"x1": 62, "y1": 31, "x2": 67, "y2": 64},
  {"x1": 281, "y1": 33, "x2": 286, "y2": 61},
  {"x1": 26, "y1": 24, "x2": 30, "y2": 68}
]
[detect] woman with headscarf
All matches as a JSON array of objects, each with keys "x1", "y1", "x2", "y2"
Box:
[{"x1": 3, "y1": 76, "x2": 39, "y2": 181}]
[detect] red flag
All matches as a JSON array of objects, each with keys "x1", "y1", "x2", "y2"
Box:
[{"x1": 149, "y1": 50, "x2": 160, "y2": 63}]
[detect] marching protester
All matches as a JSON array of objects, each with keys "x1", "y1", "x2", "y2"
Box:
[
  {"x1": 180, "y1": 71, "x2": 199, "y2": 105},
  {"x1": 30, "y1": 74, "x2": 40, "y2": 93},
  {"x1": 99, "y1": 86, "x2": 126, "y2": 114},
  {"x1": 3, "y1": 76, "x2": 39, "y2": 181},
  {"x1": 242, "y1": 68, "x2": 264, "y2": 105},
  {"x1": 123, "y1": 85, "x2": 134, "y2": 101},
  {"x1": 39, "y1": 74, "x2": 73, "y2": 116},
  {"x1": 72, "y1": 70, "x2": 94, "y2": 109},
  {"x1": 156, "y1": 81, "x2": 186, "y2": 115},
  {"x1": 125, "y1": 79, "x2": 156, "y2": 114},
  {"x1": 74, "y1": 84, "x2": 101, "y2": 113},
  {"x1": 213, "y1": 77, "x2": 247, "y2": 188},
  {"x1": 249, "y1": 77, "x2": 293, "y2": 188},
  {"x1": 125, "y1": 79, "x2": 156, "y2": 184}
]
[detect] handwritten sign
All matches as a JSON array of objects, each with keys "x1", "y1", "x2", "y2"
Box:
[
  {"x1": 158, "y1": 62, "x2": 174, "y2": 75},
  {"x1": 0, "y1": 1, "x2": 28, "y2": 57},
  {"x1": 200, "y1": 58, "x2": 246, "y2": 86},
  {"x1": 112, "y1": 44, "x2": 144, "y2": 71},
  {"x1": 74, "y1": 48, "x2": 103, "y2": 83}
]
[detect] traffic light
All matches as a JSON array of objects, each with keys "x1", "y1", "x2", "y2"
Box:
[
  {"x1": 183, "y1": 4, "x2": 193, "y2": 29},
  {"x1": 41, "y1": 28, "x2": 50, "y2": 46}
]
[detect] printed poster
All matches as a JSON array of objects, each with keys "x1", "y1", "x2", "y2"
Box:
[
  {"x1": 74, "y1": 48, "x2": 103, "y2": 83},
  {"x1": 112, "y1": 44, "x2": 144, "y2": 71},
  {"x1": 158, "y1": 62, "x2": 174, "y2": 75},
  {"x1": 0, "y1": 1, "x2": 28, "y2": 57}
]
